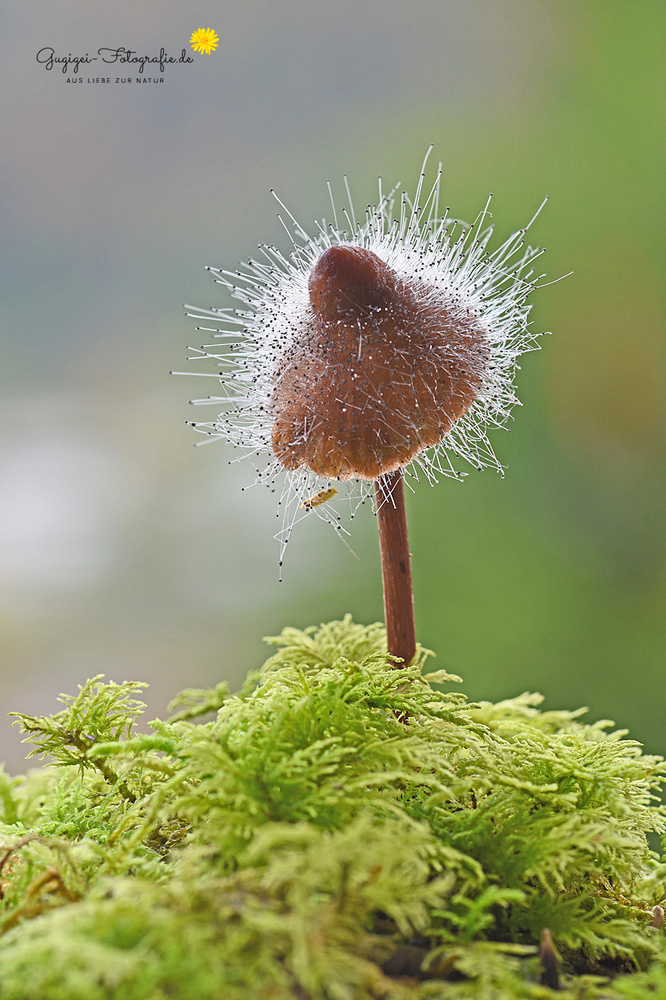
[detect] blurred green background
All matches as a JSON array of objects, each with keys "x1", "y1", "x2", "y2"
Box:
[{"x1": 1, "y1": 1, "x2": 664, "y2": 769}]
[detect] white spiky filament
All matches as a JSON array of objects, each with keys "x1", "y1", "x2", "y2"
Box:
[{"x1": 180, "y1": 152, "x2": 548, "y2": 568}]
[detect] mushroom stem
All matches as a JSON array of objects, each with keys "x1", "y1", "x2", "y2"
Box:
[{"x1": 374, "y1": 472, "x2": 416, "y2": 666}]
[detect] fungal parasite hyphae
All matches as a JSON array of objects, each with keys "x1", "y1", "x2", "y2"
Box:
[{"x1": 182, "y1": 150, "x2": 549, "y2": 582}]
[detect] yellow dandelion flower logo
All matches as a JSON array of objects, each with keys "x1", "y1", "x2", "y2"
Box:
[{"x1": 190, "y1": 28, "x2": 219, "y2": 55}]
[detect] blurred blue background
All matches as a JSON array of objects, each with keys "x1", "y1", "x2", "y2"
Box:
[{"x1": 1, "y1": 1, "x2": 664, "y2": 769}]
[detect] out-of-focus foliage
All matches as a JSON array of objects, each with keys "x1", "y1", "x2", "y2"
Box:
[
  {"x1": 0, "y1": 1, "x2": 663, "y2": 768},
  {"x1": 409, "y1": 2, "x2": 666, "y2": 743},
  {"x1": 1, "y1": 620, "x2": 666, "y2": 998}
]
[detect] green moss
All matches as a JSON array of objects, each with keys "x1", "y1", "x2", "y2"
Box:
[{"x1": 1, "y1": 617, "x2": 665, "y2": 998}]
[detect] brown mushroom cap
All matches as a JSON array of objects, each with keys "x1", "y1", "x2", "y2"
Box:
[{"x1": 270, "y1": 245, "x2": 489, "y2": 480}]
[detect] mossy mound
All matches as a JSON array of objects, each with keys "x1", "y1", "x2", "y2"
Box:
[{"x1": 1, "y1": 618, "x2": 666, "y2": 998}]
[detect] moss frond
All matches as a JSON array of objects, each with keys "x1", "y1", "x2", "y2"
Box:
[{"x1": 0, "y1": 620, "x2": 665, "y2": 999}]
